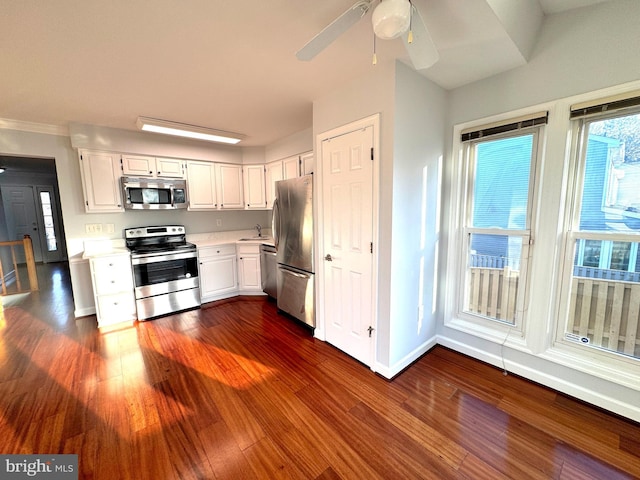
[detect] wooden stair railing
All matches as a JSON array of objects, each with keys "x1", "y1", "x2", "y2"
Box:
[{"x1": 0, "y1": 235, "x2": 39, "y2": 295}]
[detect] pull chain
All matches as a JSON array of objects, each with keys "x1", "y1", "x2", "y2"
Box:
[
  {"x1": 408, "y1": 1, "x2": 414, "y2": 44},
  {"x1": 372, "y1": 30, "x2": 377, "y2": 65}
]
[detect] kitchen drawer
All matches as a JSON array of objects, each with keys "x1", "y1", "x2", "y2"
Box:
[
  {"x1": 198, "y1": 244, "x2": 236, "y2": 259},
  {"x1": 91, "y1": 256, "x2": 134, "y2": 295},
  {"x1": 96, "y1": 291, "x2": 136, "y2": 326},
  {"x1": 236, "y1": 243, "x2": 260, "y2": 255}
]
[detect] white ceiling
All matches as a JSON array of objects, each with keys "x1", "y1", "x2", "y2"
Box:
[{"x1": 0, "y1": 0, "x2": 611, "y2": 147}]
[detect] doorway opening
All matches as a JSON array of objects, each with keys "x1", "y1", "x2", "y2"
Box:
[{"x1": 0, "y1": 155, "x2": 68, "y2": 295}]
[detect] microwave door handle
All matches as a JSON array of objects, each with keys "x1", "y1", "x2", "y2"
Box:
[{"x1": 170, "y1": 186, "x2": 175, "y2": 207}]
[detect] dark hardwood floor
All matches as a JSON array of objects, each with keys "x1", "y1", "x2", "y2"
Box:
[{"x1": 0, "y1": 263, "x2": 639, "y2": 479}]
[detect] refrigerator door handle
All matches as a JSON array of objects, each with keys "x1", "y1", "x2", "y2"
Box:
[
  {"x1": 279, "y1": 267, "x2": 309, "y2": 279},
  {"x1": 272, "y1": 197, "x2": 280, "y2": 250}
]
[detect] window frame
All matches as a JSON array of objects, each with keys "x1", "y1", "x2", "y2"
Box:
[
  {"x1": 556, "y1": 107, "x2": 640, "y2": 361},
  {"x1": 457, "y1": 126, "x2": 544, "y2": 333}
]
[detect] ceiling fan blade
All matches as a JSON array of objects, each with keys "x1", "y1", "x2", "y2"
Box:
[
  {"x1": 402, "y1": 4, "x2": 438, "y2": 70},
  {"x1": 296, "y1": 0, "x2": 375, "y2": 61}
]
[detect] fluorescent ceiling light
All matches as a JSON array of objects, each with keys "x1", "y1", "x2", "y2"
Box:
[{"x1": 136, "y1": 117, "x2": 245, "y2": 145}]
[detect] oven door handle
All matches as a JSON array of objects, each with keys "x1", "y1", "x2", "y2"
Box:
[{"x1": 131, "y1": 251, "x2": 197, "y2": 265}]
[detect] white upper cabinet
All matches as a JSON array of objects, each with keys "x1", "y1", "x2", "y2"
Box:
[
  {"x1": 122, "y1": 154, "x2": 184, "y2": 178},
  {"x1": 243, "y1": 165, "x2": 266, "y2": 209},
  {"x1": 78, "y1": 149, "x2": 124, "y2": 213},
  {"x1": 155, "y1": 157, "x2": 185, "y2": 177},
  {"x1": 216, "y1": 164, "x2": 244, "y2": 209},
  {"x1": 186, "y1": 160, "x2": 217, "y2": 210},
  {"x1": 283, "y1": 155, "x2": 300, "y2": 180},
  {"x1": 301, "y1": 151, "x2": 314, "y2": 175},
  {"x1": 265, "y1": 160, "x2": 283, "y2": 209}
]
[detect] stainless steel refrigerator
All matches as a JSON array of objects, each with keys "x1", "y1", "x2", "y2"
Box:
[{"x1": 272, "y1": 174, "x2": 315, "y2": 327}]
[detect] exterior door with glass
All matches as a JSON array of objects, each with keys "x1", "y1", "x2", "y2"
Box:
[{"x1": 1, "y1": 185, "x2": 63, "y2": 263}]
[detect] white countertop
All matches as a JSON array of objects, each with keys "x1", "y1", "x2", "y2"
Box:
[
  {"x1": 82, "y1": 239, "x2": 129, "y2": 259},
  {"x1": 81, "y1": 229, "x2": 274, "y2": 258},
  {"x1": 188, "y1": 230, "x2": 274, "y2": 247}
]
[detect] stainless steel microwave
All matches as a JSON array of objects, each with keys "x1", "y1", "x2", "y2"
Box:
[{"x1": 121, "y1": 177, "x2": 188, "y2": 210}]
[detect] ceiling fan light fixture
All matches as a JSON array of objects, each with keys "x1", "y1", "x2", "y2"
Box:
[
  {"x1": 136, "y1": 117, "x2": 245, "y2": 145},
  {"x1": 371, "y1": 0, "x2": 411, "y2": 40}
]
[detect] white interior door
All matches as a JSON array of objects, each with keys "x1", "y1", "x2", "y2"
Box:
[{"x1": 321, "y1": 125, "x2": 374, "y2": 366}]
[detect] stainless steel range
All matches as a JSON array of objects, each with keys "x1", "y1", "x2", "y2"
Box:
[{"x1": 125, "y1": 225, "x2": 200, "y2": 320}]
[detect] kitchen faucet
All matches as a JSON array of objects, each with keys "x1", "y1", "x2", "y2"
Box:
[{"x1": 255, "y1": 224, "x2": 262, "y2": 237}]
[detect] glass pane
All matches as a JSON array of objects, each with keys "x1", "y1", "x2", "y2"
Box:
[
  {"x1": 472, "y1": 135, "x2": 533, "y2": 230},
  {"x1": 611, "y1": 241, "x2": 632, "y2": 271},
  {"x1": 465, "y1": 233, "x2": 522, "y2": 324},
  {"x1": 580, "y1": 114, "x2": 640, "y2": 233},
  {"x1": 582, "y1": 240, "x2": 602, "y2": 267},
  {"x1": 39, "y1": 190, "x2": 57, "y2": 253},
  {"x1": 574, "y1": 240, "x2": 639, "y2": 280},
  {"x1": 568, "y1": 240, "x2": 640, "y2": 358}
]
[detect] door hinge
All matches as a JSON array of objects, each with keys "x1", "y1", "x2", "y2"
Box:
[
  {"x1": 80, "y1": 154, "x2": 83, "y2": 161},
  {"x1": 367, "y1": 326, "x2": 374, "y2": 337},
  {"x1": 370, "y1": 242, "x2": 373, "y2": 254},
  {"x1": 370, "y1": 147, "x2": 374, "y2": 161}
]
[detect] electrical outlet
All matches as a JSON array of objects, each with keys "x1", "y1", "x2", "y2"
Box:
[
  {"x1": 106, "y1": 223, "x2": 115, "y2": 234},
  {"x1": 216, "y1": 219, "x2": 222, "y2": 227},
  {"x1": 85, "y1": 223, "x2": 102, "y2": 234}
]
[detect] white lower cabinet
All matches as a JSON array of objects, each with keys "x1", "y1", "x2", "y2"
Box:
[
  {"x1": 237, "y1": 244, "x2": 262, "y2": 294},
  {"x1": 89, "y1": 253, "x2": 136, "y2": 328},
  {"x1": 198, "y1": 244, "x2": 238, "y2": 302}
]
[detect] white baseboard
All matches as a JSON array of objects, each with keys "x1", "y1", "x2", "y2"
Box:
[
  {"x1": 375, "y1": 335, "x2": 438, "y2": 379},
  {"x1": 74, "y1": 306, "x2": 96, "y2": 318},
  {"x1": 437, "y1": 335, "x2": 640, "y2": 423}
]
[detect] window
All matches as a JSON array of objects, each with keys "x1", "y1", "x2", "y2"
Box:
[
  {"x1": 460, "y1": 115, "x2": 545, "y2": 326},
  {"x1": 563, "y1": 104, "x2": 640, "y2": 359},
  {"x1": 39, "y1": 191, "x2": 58, "y2": 252}
]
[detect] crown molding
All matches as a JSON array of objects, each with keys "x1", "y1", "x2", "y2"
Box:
[{"x1": 0, "y1": 118, "x2": 68, "y2": 137}]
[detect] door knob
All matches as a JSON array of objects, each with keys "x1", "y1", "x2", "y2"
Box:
[{"x1": 324, "y1": 254, "x2": 333, "y2": 261}]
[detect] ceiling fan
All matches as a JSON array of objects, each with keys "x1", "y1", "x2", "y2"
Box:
[{"x1": 296, "y1": 0, "x2": 438, "y2": 70}]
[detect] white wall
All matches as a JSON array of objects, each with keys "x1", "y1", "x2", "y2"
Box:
[
  {"x1": 449, "y1": 0, "x2": 640, "y2": 125},
  {"x1": 440, "y1": 0, "x2": 640, "y2": 421},
  {"x1": 264, "y1": 127, "x2": 313, "y2": 163},
  {"x1": 388, "y1": 63, "x2": 447, "y2": 370}
]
